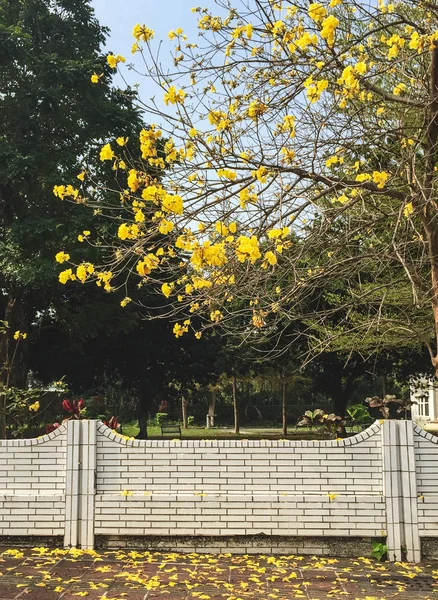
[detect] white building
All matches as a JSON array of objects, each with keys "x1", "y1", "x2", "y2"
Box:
[{"x1": 410, "y1": 377, "x2": 438, "y2": 424}]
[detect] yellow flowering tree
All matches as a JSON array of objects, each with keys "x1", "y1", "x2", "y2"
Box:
[{"x1": 58, "y1": 0, "x2": 438, "y2": 373}]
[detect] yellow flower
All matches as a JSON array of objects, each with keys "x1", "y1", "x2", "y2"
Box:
[
  {"x1": 161, "y1": 282, "x2": 173, "y2": 298},
  {"x1": 320, "y1": 15, "x2": 339, "y2": 47},
  {"x1": 132, "y1": 24, "x2": 154, "y2": 42},
  {"x1": 90, "y1": 72, "x2": 102, "y2": 84},
  {"x1": 107, "y1": 54, "x2": 118, "y2": 69},
  {"x1": 306, "y1": 79, "x2": 328, "y2": 104},
  {"x1": 163, "y1": 86, "x2": 186, "y2": 105},
  {"x1": 162, "y1": 193, "x2": 183, "y2": 215},
  {"x1": 372, "y1": 170, "x2": 389, "y2": 188},
  {"x1": 55, "y1": 251, "x2": 70, "y2": 264},
  {"x1": 173, "y1": 322, "x2": 189, "y2": 337},
  {"x1": 393, "y1": 83, "x2": 407, "y2": 96},
  {"x1": 236, "y1": 235, "x2": 261, "y2": 263},
  {"x1": 263, "y1": 251, "x2": 277, "y2": 266},
  {"x1": 355, "y1": 173, "x2": 372, "y2": 183},
  {"x1": 29, "y1": 401, "x2": 40, "y2": 412},
  {"x1": 355, "y1": 61, "x2": 367, "y2": 75},
  {"x1": 53, "y1": 184, "x2": 79, "y2": 200},
  {"x1": 282, "y1": 114, "x2": 296, "y2": 137},
  {"x1": 210, "y1": 310, "x2": 223, "y2": 323},
  {"x1": 252, "y1": 311, "x2": 266, "y2": 328},
  {"x1": 13, "y1": 330, "x2": 27, "y2": 340},
  {"x1": 76, "y1": 264, "x2": 88, "y2": 283},
  {"x1": 120, "y1": 297, "x2": 132, "y2": 307},
  {"x1": 159, "y1": 219, "x2": 174, "y2": 235},
  {"x1": 77, "y1": 171, "x2": 86, "y2": 181},
  {"x1": 107, "y1": 54, "x2": 126, "y2": 69},
  {"x1": 247, "y1": 101, "x2": 268, "y2": 120},
  {"x1": 252, "y1": 166, "x2": 268, "y2": 183},
  {"x1": 59, "y1": 269, "x2": 75, "y2": 284},
  {"x1": 99, "y1": 143, "x2": 114, "y2": 161},
  {"x1": 403, "y1": 202, "x2": 414, "y2": 218},
  {"x1": 280, "y1": 147, "x2": 295, "y2": 164},
  {"x1": 116, "y1": 137, "x2": 128, "y2": 146},
  {"x1": 121, "y1": 490, "x2": 133, "y2": 496},
  {"x1": 334, "y1": 193, "x2": 349, "y2": 204},
  {"x1": 326, "y1": 155, "x2": 339, "y2": 168},
  {"x1": 308, "y1": 2, "x2": 327, "y2": 23},
  {"x1": 118, "y1": 223, "x2": 140, "y2": 240},
  {"x1": 217, "y1": 168, "x2": 237, "y2": 180}
]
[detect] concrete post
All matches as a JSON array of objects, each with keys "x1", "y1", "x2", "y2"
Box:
[
  {"x1": 382, "y1": 420, "x2": 420, "y2": 562},
  {"x1": 64, "y1": 420, "x2": 97, "y2": 549}
]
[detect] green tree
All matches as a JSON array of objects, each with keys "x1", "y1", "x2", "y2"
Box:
[{"x1": 0, "y1": 0, "x2": 143, "y2": 434}]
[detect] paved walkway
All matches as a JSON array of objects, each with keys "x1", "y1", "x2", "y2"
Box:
[{"x1": 1, "y1": 548, "x2": 438, "y2": 599}]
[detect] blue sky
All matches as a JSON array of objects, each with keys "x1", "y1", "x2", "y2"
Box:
[{"x1": 91, "y1": 0, "x2": 216, "y2": 92}]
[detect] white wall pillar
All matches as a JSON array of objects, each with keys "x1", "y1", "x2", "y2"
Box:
[
  {"x1": 64, "y1": 419, "x2": 81, "y2": 548},
  {"x1": 382, "y1": 420, "x2": 420, "y2": 562},
  {"x1": 64, "y1": 420, "x2": 97, "y2": 549}
]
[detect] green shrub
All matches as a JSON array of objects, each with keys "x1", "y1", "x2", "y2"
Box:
[
  {"x1": 346, "y1": 404, "x2": 372, "y2": 425},
  {"x1": 155, "y1": 412, "x2": 168, "y2": 427},
  {"x1": 371, "y1": 541, "x2": 388, "y2": 561}
]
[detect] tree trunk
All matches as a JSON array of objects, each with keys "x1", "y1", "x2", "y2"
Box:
[
  {"x1": 181, "y1": 396, "x2": 188, "y2": 429},
  {"x1": 0, "y1": 392, "x2": 6, "y2": 439},
  {"x1": 381, "y1": 375, "x2": 388, "y2": 398},
  {"x1": 333, "y1": 383, "x2": 349, "y2": 418},
  {"x1": 136, "y1": 380, "x2": 154, "y2": 439},
  {"x1": 281, "y1": 368, "x2": 288, "y2": 437},
  {"x1": 207, "y1": 390, "x2": 216, "y2": 428},
  {"x1": 136, "y1": 398, "x2": 148, "y2": 439},
  {"x1": 232, "y1": 371, "x2": 239, "y2": 434}
]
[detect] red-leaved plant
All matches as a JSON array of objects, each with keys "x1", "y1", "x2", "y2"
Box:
[
  {"x1": 62, "y1": 398, "x2": 85, "y2": 417},
  {"x1": 45, "y1": 423, "x2": 60, "y2": 434},
  {"x1": 103, "y1": 416, "x2": 120, "y2": 430}
]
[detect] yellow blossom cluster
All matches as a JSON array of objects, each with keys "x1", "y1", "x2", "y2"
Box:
[
  {"x1": 107, "y1": 54, "x2": 126, "y2": 69},
  {"x1": 53, "y1": 185, "x2": 79, "y2": 201}
]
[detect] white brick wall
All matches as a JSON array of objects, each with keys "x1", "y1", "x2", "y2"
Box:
[
  {"x1": 94, "y1": 493, "x2": 386, "y2": 538},
  {"x1": 414, "y1": 425, "x2": 438, "y2": 538},
  {"x1": 0, "y1": 419, "x2": 436, "y2": 562},
  {"x1": 0, "y1": 425, "x2": 67, "y2": 536},
  {"x1": 94, "y1": 422, "x2": 385, "y2": 541}
]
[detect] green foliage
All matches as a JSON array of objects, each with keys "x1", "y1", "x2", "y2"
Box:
[
  {"x1": 346, "y1": 404, "x2": 372, "y2": 426},
  {"x1": 298, "y1": 409, "x2": 346, "y2": 437},
  {"x1": 371, "y1": 541, "x2": 388, "y2": 562},
  {"x1": 155, "y1": 413, "x2": 168, "y2": 427},
  {"x1": 0, "y1": 0, "x2": 143, "y2": 399},
  {"x1": 3, "y1": 387, "x2": 47, "y2": 437},
  {"x1": 187, "y1": 416, "x2": 195, "y2": 427}
]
